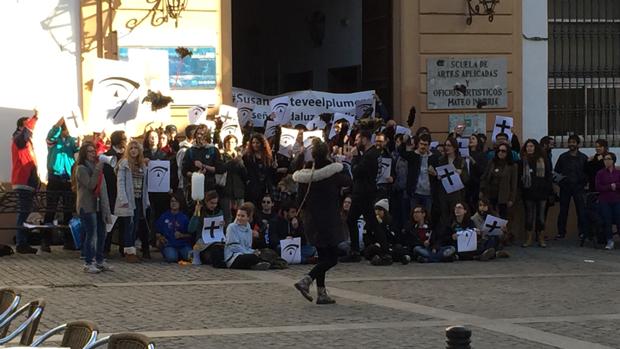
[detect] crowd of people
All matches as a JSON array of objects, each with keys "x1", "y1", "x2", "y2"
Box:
[{"x1": 9, "y1": 108, "x2": 620, "y2": 289}]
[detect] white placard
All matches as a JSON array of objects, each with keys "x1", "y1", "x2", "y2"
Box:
[
  {"x1": 270, "y1": 96, "x2": 291, "y2": 125},
  {"x1": 188, "y1": 105, "x2": 207, "y2": 125},
  {"x1": 430, "y1": 141, "x2": 439, "y2": 150},
  {"x1": 147, "y1": 160, "x2": 170, "y2": 193},
  {"x1": 357, "y1": 216, "x2": 365, "y2": 250},
  {"x1": 483, "y1": 214, "x2": 508, "y2": 236},
  {"x1": 435, "y1": 164, "x2": 464, "y2": 194},
  {"x1": 306, "y1": 117, "x2": 326, "y2": 131},
  {"x1": 220, "y1": 110, "x2": 243, "y2": 144},
  {"x1": 492, "y1": 115, "x2": 514, "y2": 142},
  {"x1": 237, "y1": 103, "x2": 254, "y2": 127},
  {"x1": 280, "y1": 237, "x2": 301, "y2": 264},
  {"x1": 279, "y1": 127, "x2": 298, "y2": 158},
  {"x1": 377, "y1": 158, "x2": 392, "y2": 184},
  {"x1": 105, "y1": 215, "x2": 118, "y2": 233},
  {"x1": 457, "y1": 229, "x2": 477, "y2": 252},
  {"x1": 328, "y1": 113, "x2": 355, "y2": 139},
  {"x1": 457, "y1": 137, "x2": 470, "y2": 158},
  {"x1": 303, "y1": 130, "x2": 324, "y2": 162},
  {"x1": 355, "y1": 98, "x2": 375, "y2": 118},
  {"x1": 218, "y1": 104, "x2": 238, "y2": 122},
  {"x1": 202, "y1": 215, "x2": 225, "y2": 245},
  {"x1": 395, "y1": 125, "x2": 412, "y2": 137},
  {"x1": 88, "y1": 58, "x2": 142, "y2": 131},
  {"x1": 63, "y1": 107, "x2": 86, "y2": 137},
  {"x1": 264, "y1": 120, "x2": 279, "y2": 139}
]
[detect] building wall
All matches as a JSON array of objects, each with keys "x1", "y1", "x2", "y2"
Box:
[
  {"x1": 0, "y1": 0, "x2": 81, "y2": 183},
  {"x1": 394, "y1": 0, "x2": 522, "y2": 141},
  {"x1": 80, "y1": 0, "x2": 232, "y2": 133}
]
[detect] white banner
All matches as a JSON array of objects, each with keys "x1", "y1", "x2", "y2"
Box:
[
  {"x1": 280, "y1": 237, "x2": 301, "y2": 264},
  {"x1": 232, "y1": 87, "x2": 375, "y2": 126}
]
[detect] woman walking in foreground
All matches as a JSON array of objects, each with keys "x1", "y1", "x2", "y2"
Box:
[{"x1": 293, "y1": 139, "x2": 352, "y2": 304}]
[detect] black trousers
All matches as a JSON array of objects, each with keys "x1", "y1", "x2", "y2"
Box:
[
  {"x1": 43, "y1": 175, "x2": 74, "y2": 247},
  {"x1": 309, "y1": 246, "x2": 339, "y2": 287},
  {"x1": 230, "y1": 253, "x2": 261, "y2": 269},
  {"x1": 347, "y1": 194, "x2": 386, "y2": 253}
]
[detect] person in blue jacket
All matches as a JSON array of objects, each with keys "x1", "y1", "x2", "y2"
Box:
[{"x1": 155, "y1": 191, "x2": 193, "y2": 263}]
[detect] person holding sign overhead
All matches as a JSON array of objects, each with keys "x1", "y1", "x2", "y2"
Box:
[
  {"x1": 42, "y1": 117, "x2": 80, "y2": 252},
  {"x1": 428, "y1": 137, "x2": 469, "y2": 228}
]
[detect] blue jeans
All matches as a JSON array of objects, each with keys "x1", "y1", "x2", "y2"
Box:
[
  {"x1": 161, "y1": 245, "x2": 193, "y2": 263},
  {"x1": 15, "y1": 189, "x2": 34, "y2": 247},
  {"x1": 411, "y1": 193, "x2": 432, "y2": 214},
  {"x1": 121, "y1": 198, "x2": 143, "y2": 248},
  {"x1": 413, "y1": 245, "x2": 455, "y2": 262},
  {"x1": 301, "y1": 245, "x2": 317, "y2": 264},
  {"x1": 80, "y1": 209, "x2": 105, "y2": 265},
  {"x1": 599, "y1": 201, "x2": 620, "y2": 240}
]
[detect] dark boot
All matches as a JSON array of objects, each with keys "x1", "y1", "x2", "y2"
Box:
[
  {"x1": 294, "y1": 275, "x2": 314, "y2": 302},
  {"x1": 316, "y1": 287, "x2": 336, "y2": 305}
]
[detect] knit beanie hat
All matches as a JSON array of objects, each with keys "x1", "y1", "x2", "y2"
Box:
[{"x1": 374, "y1": 198, "x2": 389, "y2": 212}]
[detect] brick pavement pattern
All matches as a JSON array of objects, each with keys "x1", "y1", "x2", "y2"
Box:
[{"x1": 0, "y1": 241, "x2": 619, "y2": 348}]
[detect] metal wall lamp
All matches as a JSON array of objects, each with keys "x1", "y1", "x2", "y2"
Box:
[
  {"x1": 465, "y1": 0, "x2": 499, "y2": 25},
  {"x1": 126, "y1": 0, "x2": 188, "y2": 30}
]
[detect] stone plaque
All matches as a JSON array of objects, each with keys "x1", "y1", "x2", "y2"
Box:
[{"x1": 427, "y1": 57, "x2": 508, "y2": 110}]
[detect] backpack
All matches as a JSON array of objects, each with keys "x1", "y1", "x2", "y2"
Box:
[{"x1": 199, "y1": 243, "x2": 227, "y2": 268}]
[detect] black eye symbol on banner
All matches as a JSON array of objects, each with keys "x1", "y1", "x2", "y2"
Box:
[
  {"x1": 150, "y1": 165, "x2": 168, "y2": 185},
  {"x1": 239, "y1": 106, "x2": 252, "y2": 117},
  {"x1": 99, "y1": 76, "x2": 141, "y2": 120},
  {"x1": 189, "y1": 106, "x2": 206, "y2": 118},
  {"x1": 280, "y1": 133, "x2": 295, "y2": 147},
  {"x1": 272, "y1": 102, "x2": 287, "y2": 115},
  {"x1": 221, "y1": 124, "x2": 238, "y2": 136},
  {"x1": 283, "y1": 244, "x2": 299, "y2": 256}
]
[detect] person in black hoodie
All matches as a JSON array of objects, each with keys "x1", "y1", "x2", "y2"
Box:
[
  {"x1": 182, "y1": 124, "x2": 224, "y2": 195},
  {"x1": 341, "y1": 130, "x2": 388, "y2": 263},
  {"x1": 585, "y1": 138, "x2": 608, "y2": 191}
]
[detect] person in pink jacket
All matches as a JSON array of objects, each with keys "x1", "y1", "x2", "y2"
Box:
[{"x1": 595, "y1": 152, "x2": 620, "y2": 250}]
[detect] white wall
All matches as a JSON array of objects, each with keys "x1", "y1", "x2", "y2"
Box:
[
  {"x1": 0, "y1": 0, "x2": 81, "y2": 182},
  {"x1": 522, "y1": 0, "x2": 549, "y2": 141}
]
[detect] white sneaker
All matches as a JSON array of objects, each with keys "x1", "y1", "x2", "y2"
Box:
[
  {"x1": 83, "y1": 264, "x2": 101, "y2": 274},
  {"x1": 605, "y1": 240, "x2": 615, "y2": 250},
  {"x1": 96, "y1": 262, "x2": 113, "y2": 271}
]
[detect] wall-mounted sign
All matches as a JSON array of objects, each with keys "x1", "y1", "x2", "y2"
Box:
[
  {"x1": 427, "y1": 57, "x2": 507, "y2": 110},
  {"x1": 448, "y1": 114, "x2": 487, "y2": 136},
  {"x1": 119, "y1": 47, "x2": 216, "y2": 90}
]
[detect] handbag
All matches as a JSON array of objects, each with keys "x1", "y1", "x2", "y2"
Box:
[
  {"x1": 215, "y1": 172, "x2": 227, "y2": 187},
  {"x1": 69, "y1": 217, "x2": 83, "y2": 249}
]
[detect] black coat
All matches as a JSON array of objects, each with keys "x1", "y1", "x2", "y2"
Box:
[
  {"x1": 293, "y1": 161, "x2": 352, "y2": 247},
  {"x1": 351, "y1": 145, "x2": 380, "y2": 197}
]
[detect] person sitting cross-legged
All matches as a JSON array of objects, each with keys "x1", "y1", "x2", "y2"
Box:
[
  {"x1": 155, "y1": 191, "x2": 193, "y2": 263},
  {"x1": 224, "y1": 202, "x2": 271, "y2": 270}
]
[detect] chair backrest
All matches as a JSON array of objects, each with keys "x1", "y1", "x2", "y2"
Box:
[
  {"x1": 0, "y1": 289, "x2": 19, "y2": 337},
  {"x1": 18, "y1": 298, "x2": 45, "y2": 346},
  {"x1": 61, "y1": 320, "x2": 98, "y2": 349},
  {"x1": 109, "y1": 333, "x2": 155, "y2": 349}
]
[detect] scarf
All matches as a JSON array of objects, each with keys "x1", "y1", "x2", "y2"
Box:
[
  {"x1": 522, "y1": 157, "x2": 545, "y2": 189},
  {"x1": 86, "y1": 161, "x2": 104, "y2": 197}
]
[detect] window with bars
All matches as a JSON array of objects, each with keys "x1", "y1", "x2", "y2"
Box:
[{"x1": 548, "y1": 0, "x2": 620, "y2": 146}]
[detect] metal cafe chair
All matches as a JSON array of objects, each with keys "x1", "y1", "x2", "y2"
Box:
[
  {"x1": 85, "y1": 332, "x2": 155, "y2": 349},
  {"x1": 31, "y1": 320, "x2": 98, "y2": 349},
  {"x1": 0, "y1": 299, "x2": 45, "y2": 346}
]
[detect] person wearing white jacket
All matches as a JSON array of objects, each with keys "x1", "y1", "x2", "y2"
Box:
[{"x1": 115, "y1": 140, "x2": 150, "y2": 262}]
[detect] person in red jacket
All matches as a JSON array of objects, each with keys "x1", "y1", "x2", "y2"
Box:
[{"x1": 11, "y1": 109, "x2": 40, "y2": 254}]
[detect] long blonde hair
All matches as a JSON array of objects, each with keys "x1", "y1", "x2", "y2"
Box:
[{"x1": 123, "y1": 140, "x2": 144, "y2": 172}]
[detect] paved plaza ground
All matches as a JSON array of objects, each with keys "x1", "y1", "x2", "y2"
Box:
[{"x1": 1, "y1": 241, "x2": 619, "y2": 348}]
